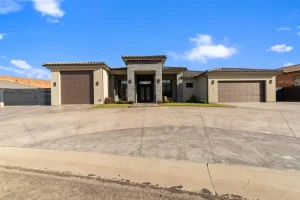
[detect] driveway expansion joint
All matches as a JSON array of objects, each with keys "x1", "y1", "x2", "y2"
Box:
[
  {"x1": 279, "y1": 111, "x2": 300, "y2": 145},
  {"x1": 19, "y1": 118, "x2": 36, "y2": 144},
  {"x1": 72, "y1": 111, "x2": 83, "y2": 150}
]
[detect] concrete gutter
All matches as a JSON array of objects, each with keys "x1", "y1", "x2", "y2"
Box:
[{"x1": 0, "y1": 147, "x2": 299, "y2": 200}]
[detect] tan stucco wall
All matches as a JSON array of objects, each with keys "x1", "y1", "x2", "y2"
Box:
[
  {"x1": 196, "y1": 76, "x2": 208, "y2": 101},
  {"x1": 50, "y1": 69, "x2": 61, "y2": 105},
  {"x1": 49, "y1": 66, "x2": 109, "y2": 105},
  {"x1": 207, "y1": 73, "x2": 277, "y2": 103},
  {"x1": 182, "y1": 79, "x2": 197, "y2": 102},
  {"x1": 102, "y1": 69, "x2": 109, "y2": 101}
]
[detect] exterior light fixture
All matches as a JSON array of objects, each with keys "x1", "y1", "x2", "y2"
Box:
[
  {"x1": 53, "y1": 82, "x2": 56, "y2": 87},
  {"x1": 96, "y1": 81, "x2": 99, "y2": 86},
  {"x1": 269, "y1": 80, "x2": 272, "y2": 84},
  {"x1": 157, "y1": 79, "x2": 160, "y2": 84},
  {"x1": 128, "y1": 80, "x2": 132, "y2": 84},
  {"x1": 211, "y1": 80, "x2": 214, "y2": 85}
]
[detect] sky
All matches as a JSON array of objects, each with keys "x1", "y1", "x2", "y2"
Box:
[{"x1": 0, "y1": 0, "x2": 299, "y2": 80}]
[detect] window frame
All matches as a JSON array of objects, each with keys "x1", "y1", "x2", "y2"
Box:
[{"x1": 186, "y1": 83, "x2": 194, "y2": 88}]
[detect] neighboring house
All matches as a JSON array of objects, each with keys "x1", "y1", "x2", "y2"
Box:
[
  {"x1": 276, "y1": 64, "x2": 300, "y2": 87},
  {"x1": 43, "y1": 55, "x2": 282, "y2": 105},
  {"x1": 276, "y1": 64, "x2": 300, "y2": 101}
]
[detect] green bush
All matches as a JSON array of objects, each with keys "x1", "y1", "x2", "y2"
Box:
[
  {"x1": 164, "y1": 100, "x2": 170, "y2": 103},
  {"x1": 199, "y1": 100, "x2": 208, "y2": 104},
  {"x1": 116, "y1": 100, "x2": 127, "y2": 104},
  {"x1": 189, "y1": 95, "x2": 198, "y2": 103}
]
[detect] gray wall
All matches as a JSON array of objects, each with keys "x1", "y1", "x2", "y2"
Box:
[{"x1": 127, "y1": 60, "x2": 163, "y2": 102}]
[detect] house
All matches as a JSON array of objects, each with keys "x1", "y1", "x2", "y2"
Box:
[
  {"x1": 277, "y1": 64, "x2": 300, "y2": 87},
  {"x1": 42, "y1": 55, "x2": 282, "y2": 105},
  {"x1": 276, "y1": 64, "x2": 300, "y2": 101}
]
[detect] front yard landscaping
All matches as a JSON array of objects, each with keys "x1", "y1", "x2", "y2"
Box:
[
  {"x1": 160, "y1": 103, "x2": 228, "y2": 107},
  {"x1": 92, "y1": 104, "x2": 131, "y2": 109}
]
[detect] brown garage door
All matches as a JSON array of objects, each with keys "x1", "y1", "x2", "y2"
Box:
[
  {"x1": 218, "y1": 81, "x2": 265, "y2": 103},
  {"x1": 61, "y1": 71, "x2": 93, "y2": 104}
]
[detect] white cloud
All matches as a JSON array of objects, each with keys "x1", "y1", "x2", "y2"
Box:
[
  {"x1": 169, "y1": 34, "x2": 237, "y2": 63},
  {"x1": 32, "y1": 0, "x2": 65, "y2": 18},
  {"x1": 283, "y1": 63, "x2": 294, "y2": 67},
  {"x1": 298, "y1": 26, "x2": 300, "y2": 28},
  {"x1": 298, "y1": 32, "x2": 300, "y2": 37},
  {"x1": 0, "y1": 0, "x2": 23, "y2": 14},
  {"x1": 0, "y1": 33, "x2": 7, "y2": 40},
  {"x1": 11, "y1": 59, "x2": 32, "y2": 70},
  {"x1": 277, "y1": 27, "x2": 291, "y2": 31},
  {"x1": 268, "y1": 44, "x2": 293, "y2": 53},
  {"x1": 0, "y1": 56, "x2": 6, "y2": 58},
  {"x1": 0, "y1": 0, "x2": 65, "y2": 23},
  {"x1": 0, "y1": 59, "x2": 50, "y2": 79}
]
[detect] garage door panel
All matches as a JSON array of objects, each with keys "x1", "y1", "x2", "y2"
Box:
[
  {"x1": 218, "y1": 81, "x2": 265, "y2": 103},
  {"x1": 61, "y1": 71, "x2": 93, "y2": 104}
]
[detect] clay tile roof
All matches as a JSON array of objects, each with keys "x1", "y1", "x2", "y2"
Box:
[
  {"x1": 278, "y1": 64, "x2": 300, "y2": 73},
  {"x1": 42, "y1": 62, "x2": 106, "y2": 66},
  {"x1": 182, "y1": 70, "x2": 203, "y2": 78},
  {"x1": 121, "y1": 55, "x2": 166, "y2": 58},
  {"x1": 207, "y1": 67, "x2": 282, "y2": 73},
  {"x1": 111, "y1": 67, "x2": 127, "y2": 70},
  {"x1": 163, "y1": 66, "x2": 187, "y2": 70}
]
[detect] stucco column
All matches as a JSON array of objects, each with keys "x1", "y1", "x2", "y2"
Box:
[
  {"x1": 51, "y1": 69, "x2": 61, "y2": 105},
  {"x1": 155, "y1": 71, "x2": 162, "y2": 102},
  {"x1": 0, "y1": 90, "x2": 4, "y2": 107},
  {"x1": 127, "y1": 69, "x2": 135, "y2": 102}
]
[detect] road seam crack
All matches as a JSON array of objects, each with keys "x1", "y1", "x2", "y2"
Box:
[
  {"x1": 73, "y1": 111, "x2": 83, "y2": 150},
  {"x1": 20, "y1": 118, "x2": 36, "y2": 144},
  {"x1": 139, "y1": 107, "x2": 146, "y2": 156},
  {"x1": 198, "y1": 108, "x2": 216, "y2": 163},
  {"x1": 206, "y1": 163, "x2": 217, "y2": 195},
  {"x1": 279, "y1": 111, "x2": 300, "y2": 145}
]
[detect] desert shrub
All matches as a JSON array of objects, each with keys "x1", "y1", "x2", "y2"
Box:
[
  {"x1": 164, "y1": 100, "x2": 170, "y2": 103},
  {"x1": 189, "y1": 95, "x2": 198, "y2": 103},
  {"x1": 104, "y1": 97, "x2": 115, "y2": 104},
  {"x1": 127, "y1": 100, "x2": 135, "y2": 104},
  {"x1": 199, "y1": 100, "x2": 208, "y2": 104}
]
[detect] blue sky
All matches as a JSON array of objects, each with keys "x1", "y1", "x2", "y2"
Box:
[{"x1": 0, "y1": 0, "x2": 299, "y2": 80}]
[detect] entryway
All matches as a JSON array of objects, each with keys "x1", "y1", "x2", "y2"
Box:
[{"x1": 137, "y1": 75, "x2": 154, "y2": 103}]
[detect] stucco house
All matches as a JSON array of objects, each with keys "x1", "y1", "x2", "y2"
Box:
[{"x1": 43, "y1": 55, "x2": 282, "y2": 105}]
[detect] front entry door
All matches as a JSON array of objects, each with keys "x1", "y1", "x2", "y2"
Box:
[
  {"x1": 137, "y1": 75, "x2": 154, "y2": 103},
  {"x1": 139, "y1": 85, "x2": 152, "y2": 102}
]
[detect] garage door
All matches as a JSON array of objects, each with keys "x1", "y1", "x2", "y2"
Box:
[
  {"x1": 218, "y1": 81, "x2": 265, "y2": 103},
  {"x1": 61, "y1": 71, "x2": 93, "y2": 104}
]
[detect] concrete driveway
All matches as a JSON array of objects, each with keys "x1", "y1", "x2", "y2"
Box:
[{"x1": 0, "y1": 103, "x2": 300, "y2": 171}]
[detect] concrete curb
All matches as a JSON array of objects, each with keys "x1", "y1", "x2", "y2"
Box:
[{"x1": 0, "y1": 147, "x2": 299, "y2": 200}]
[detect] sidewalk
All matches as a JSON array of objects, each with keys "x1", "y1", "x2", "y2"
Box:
[{"x1": 0, "y1": 147, "x2": 299, "y2": 200}]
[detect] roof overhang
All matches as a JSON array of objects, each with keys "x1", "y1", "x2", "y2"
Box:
[
  {"x1": 194, "y1": 70, "x2": 283, "y2": 78},
  {"x1": 122, "y1": 55, "x2": 167, "y2": 65},
  {"x1": 163, "y1": 67, "x2": 187, "y2": 74},
  {"x1": 42, "y1": 62, "x2": 111, "y2": 71}
]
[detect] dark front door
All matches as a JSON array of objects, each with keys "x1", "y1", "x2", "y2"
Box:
[{"x1": 137, "y1": 75, "x2": 154, "y2": 103}]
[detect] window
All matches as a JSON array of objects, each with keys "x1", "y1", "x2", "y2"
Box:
[
  {"x1": 118, "y1": 80, "x2": 127, "y2": 100},
  {"x1": 294, "y1": 75, "x2": 300, "y2": 86},
  {"x1": 163, "y1": 80, "x2": 172, "y2": 98},
  {"x1": 186, "y1": 83, "x2": 194, "y2": 88},
  {"x1": 139, "y1": 81, "x2": 151, "y2": 85}
]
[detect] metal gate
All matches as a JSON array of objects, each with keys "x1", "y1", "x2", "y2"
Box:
[{"x1": 1, "y1": 88, "x2": 51, "y2": 106}]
